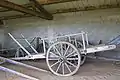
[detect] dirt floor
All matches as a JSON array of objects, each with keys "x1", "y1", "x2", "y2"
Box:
[{"x1": 0, "y1": 58, "x2": 120, "y2": 80}]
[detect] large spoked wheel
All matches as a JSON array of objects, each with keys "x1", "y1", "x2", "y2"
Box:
[{"x1": 46, "y1": 41, "x2": 81, "y2": 76}]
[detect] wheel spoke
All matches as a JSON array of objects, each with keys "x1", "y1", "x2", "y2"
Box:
[
  {"x1": 67, "y1": 58, "x2": 78, "y2": 60},
  {"x1": 64, "y1": 45, "x2": 70, "y2": 56},
  {"x1": 56, "y1": 62, "x2": 62, "y2": 73},
  {"x1": 66, "y1": 50, "x2": 76, "y2": 58},
  {"x1": 61, "y1": 43, "x2": 63, "y2": 56},
  {"x1": 48, "y1": 57, "x2": 59, "y2": 61},
  {"x1": 53, "y1": 46, "x2": 61, "y2": 56},
  {"x1": 62, "y1": 63, "x2": 65, "y2": 75},
  {"x1": 50, "y1": 61, "x2": 60, "y2": 68},
  {"x1": 50, "y1": 52, "x2": 59, "y2": 57},
  {"x1": 67, "y1": 61, "x2": 77, "y2": 68},
  {"x1": 65, "y1": 63, "x2": 72, "y2": 73}
]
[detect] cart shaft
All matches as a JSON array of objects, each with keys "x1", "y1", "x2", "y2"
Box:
[{"x1": 81, "y1": 44, "x2": 116, "y2": 54}]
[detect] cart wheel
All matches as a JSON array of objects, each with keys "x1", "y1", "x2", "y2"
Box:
[
  {"x1": 46, "y1": 41, "x2": 81, "y2": 76},
  {"x1": 70, "y1": 40, "x2": 86, "y2": 65},
  {"x1": 80, "y1": 54, "x2": 86, "y2": 66}
]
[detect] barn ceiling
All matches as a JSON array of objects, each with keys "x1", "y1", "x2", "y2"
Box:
[{"x1": 0, "y1": 0, "x2": 120, "y2": 20}]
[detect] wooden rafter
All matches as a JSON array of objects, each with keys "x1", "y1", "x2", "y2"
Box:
[
  {"x1": 37, "y1": 0, "x2": 80, "y2": 5},
  {"x1": 0, "y1": 0, "x2": 120, "y2": 20},
  {"x1": 0, "y1": 0, "x2": 79, "y2": 12},
  {"x1": 29, "y1": 0, "x2": 53, "y2": 19},
  {"x1": 0, "y1": 4, "x2": 32, "y2": 12},
  {"x1": 52, "y1": 4, "x2": 120, "y2": 14},
  {"x1": 0, "y1": 0, "x2": 53, "y2": 20},
  {"x1": 0, "y1": 4, "x2": 120, "y2": 20}
]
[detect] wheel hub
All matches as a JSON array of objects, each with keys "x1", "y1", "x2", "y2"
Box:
[{"x1": 59, "y1": 56, "x2": 67, "y2": 63}]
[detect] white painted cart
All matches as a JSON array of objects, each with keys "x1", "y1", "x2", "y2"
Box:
[{"x1": 7, "y1": 31, "x2": 116, "y2": 76}]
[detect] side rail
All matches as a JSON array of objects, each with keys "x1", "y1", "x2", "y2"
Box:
[{"x1": 41, "y1": 31, "x2": 89, "y2": 54}]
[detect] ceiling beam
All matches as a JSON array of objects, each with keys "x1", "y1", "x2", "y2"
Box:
[
  {"x1": 29, "y1": 0, "x2": 53, "y2": 19},
  {"x1": 0, "y1": 8, "x2": 11, "y2": 12},
  {"x1": 0, "y1": 4, "x2": 33, "y2": 12},
  {"x1": 0, "y1": 0, "x2": 53, "y2": 20},
  {"x1": 52, "y1": 4, "x2": 120, "y2": 14},
  {"x1": 37, "y1": 0, "x2": 80, "y2": 5},
  {"x1": 0, "y1": 4, "x2": 120, "y2": 20},
  {"x1": 0, "y1": 0, "x2": 79, "y2": 12}
]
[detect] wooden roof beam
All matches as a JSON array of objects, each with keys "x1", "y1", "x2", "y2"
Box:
[
  {"x1": 29, "y1": 0, "x2": 53, "y2": 18},
  {"x1": 0, "y1": 0, "x2": 79, "y2": 12},
  {"x1": 1, "y1": 4, "x2": 120, "y2": 20},
  {"x1": 37, "y1": 0, "x2": 80, "y2": 5},
  {"x1": 0, "y1": 0, "x2": 53, "y2": 20},
  {"x1": 52, "y1": 4, "x2": 120, "y2": 14}
]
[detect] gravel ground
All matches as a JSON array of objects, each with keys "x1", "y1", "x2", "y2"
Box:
[{"x1": 0, "y1": 58, "x2": 120, "y2": 80}]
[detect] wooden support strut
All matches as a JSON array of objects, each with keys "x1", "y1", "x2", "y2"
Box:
[
  {"x1": 0, "y1": 0, "x2": 53, "y2": 20},
  {"x1": 29, "y1": 0, "x2": 53, "y2": 19}
]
